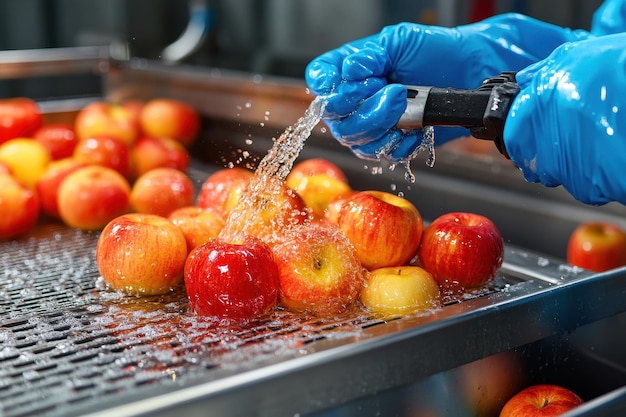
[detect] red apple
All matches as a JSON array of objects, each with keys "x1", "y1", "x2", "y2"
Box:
[
  {"x1": 72, "y1": 135, "x2": 131, "y2": 178},
  {"x1": 0, "y1": 173, "x2": 40, "y2": 239},
  {"x1": 196, "y1": 167, "x2": 255, "y2": 216},
  {"x1": 168, "y1": 206, "x2": 225, "y2": 253},
  {"x1": 33, "y1": 123, "x2": 78, "y2": 160},
  {"x1": 337, "y1": 190, "x2": 423, "y2": 270},
  {"x1": 184, "y1": 235, "x2": 279, "y2": 319},
  {"x1": 130, "y1": 167, "x2": 195, "y2": 217},
  {"x1": 218, "y1": 174, "x2": 309, "y2": 247},
  {"x1": 36, "y1": 158, "x2": 88, "y2": 218},
  {"x1": 139, "y1": 98, "x2": 200, "y2": 146},
  {"x1": 74, "y1": 101, "x2": 140, "y2": 146},
  {"x1": 566, "y1": 221, "x2": 626, "y2": 272},
  {"x1": 418, "y1": 212, "x2": 504, "y2": 290},
  {"x1": 360, "y1": 266, "x2": 441, "y2": 317},
  {"x1": 0, "y1": 97, "x2": 43, "y2": 145},
  {"x1": 130, "y1": 135, "x2": 190, "y2": 179},
  {"x1": 57, "y1": 165, "x2": 131, "y2": 231},
  {"x1": 96, "y1": 213, "x2": 188, "y2": 295},
  {"x1": 499, "y1": 384, "x2": 583, "y2": 417},
  {"x1": 0, "y1": 138, "x2": 51, "y2": 189},
  {"x1": 272, "y1": 222, "x2": 366, "y2": 315},
  {"x1": 287, "y1": 157, "x2": 348, "y2": 186}
]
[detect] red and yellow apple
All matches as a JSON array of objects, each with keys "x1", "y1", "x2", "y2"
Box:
[
  {"x1": 0, "y1": 173, "x2": 40, "y2": 239},
  {"x1": 566, "y1": 221, "x2": 626, "y2": 272},
  {"x1": 337, "y1": 190, "x2": 423, "y2": 270},
  {"x1": 196, "y1": 167, "x2": 255, "y2": 216},
  {"x1": 130, "y1": 167, "x2": 195, "y2": 217},
  {"x1": 418, "y1": 212, "x2": 504, "y2": 290},
  {"x1": 130, "y1": 135, "x2": 190, "y2": 179},
  {"x1": 286, "y1": 157, "x2": 349, "y2": 186},
  {"x1": 184, "y1": 235, "x2": 279, "y2": 319},
  {"x1": 222, "y1": 178, "x2": 251, "y2": 215},
  {"x1": 0, "y1": 138, "x2": 51, "y2": 189},
  {"x1": 360, "y1": 266, "x2": 441, "y2": 317},
  {"x1": 139, "y1": 98, "x2": 200, "y2": 146},
  {"x1": 499, "y1": 384, "x2": 583, "y2": 417},
  {"x1": 72, "y1": 135, "x2": 131, "y2": 178},
  {"x1": 272, "y1": 222, "x2": 366, "y2": 315},
  {"x1": 0, "y1": 97, "x2": 42, "y2": 145},
  {"x1": 290, "y1": 173, "x2": 353, "y2": 219},
  {"x1": 218, "y1": 174, "x2": 309, "y2": 247},
  {"x1": 35, "y1": 158, "x2": 88, "y2": 218},
  {"x1": 0, "y1": 161, "x2": 11, "y2": 175},
  {"x1": 96, "y1": 213, "x2": 188, "y2": 295},
  {"x1": 286, "y1": 158, "x2": 352, "y2": 219},
  {"x1": 57, "y1": 165, "x2": 131, "y2": 230},
  {"x1": 324, "y1": 191, "x2": 357, "y2": 224},
  {"x1": 33, "y1": 123, "x2": 77, "y2": 160},
  {"x1": 74, "y1": 101, "x2": 141, "y2": 146},
  {"x1": 168, "y1": 206, "x2": 225, "y2": 253}
]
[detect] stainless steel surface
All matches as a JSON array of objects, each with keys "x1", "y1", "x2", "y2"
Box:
[
  {"x1": 1, "y1": 56, "x2": 625, "y2": 416},
  {"x1": 0, "y1": 46, "x2": 126, "y2": 80}
]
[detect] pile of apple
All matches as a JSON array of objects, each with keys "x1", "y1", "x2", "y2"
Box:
[
  {"x1": 97, "y1": 155, "x2": 504, "y2": 321},
  {"x1": 0, "y1": 96, "x2": 199, "y2": 238},
  {"x1": 0, "y1": 95, "x2": 506, "y2": 321}
]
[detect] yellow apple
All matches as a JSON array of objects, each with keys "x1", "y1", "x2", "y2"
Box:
[
  {"x1": 0, "y1": 138, "x2": 51, "y2": 189},
  {"x1": 360, "y1": 266, "x2": 440, "y2": 316}
]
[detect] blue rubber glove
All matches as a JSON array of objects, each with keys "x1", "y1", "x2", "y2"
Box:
[
  {"x1": 305, "y1": 13, "x2": 590, "y2": 162},
  {"x1": 592, "y1": 0, "x2": 626, "y2": 35},
  {"x1": 503, "y1": 33, "x2": 626, "y2": 205}
]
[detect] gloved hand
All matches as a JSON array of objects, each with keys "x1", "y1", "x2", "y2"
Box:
[
  {"x1": 592, "y1": 0, "x2": 626, "y2": 35},
  {"x1": 503, "y1": 33, "x2": 626, "y2": 205},
  {"x1": 305, "y1": 13, "x2": 590, "y2": 162}
]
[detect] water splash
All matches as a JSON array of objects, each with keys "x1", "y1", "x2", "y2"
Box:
[
  {"x1": 399, "y1": 126, "x2": 436, "y2": 183},
  {"x1": 254, "y1": 95, "x2": 327, "y2": 180},
  {"x1": 219, "y1": 96, "x2": 327, "y2": 243}
]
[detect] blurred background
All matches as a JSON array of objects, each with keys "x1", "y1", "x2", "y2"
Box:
[{"x1": 0, "y1": 0, "x2": 605, "y2": 99}]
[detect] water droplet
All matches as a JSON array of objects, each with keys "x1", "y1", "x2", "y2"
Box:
[
  {"x1": 537, "y1": 257, "x2": 550, "y2": 267},
  {"x1": 403, "y1": 161, "x2": 416, "y2": 184}
]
